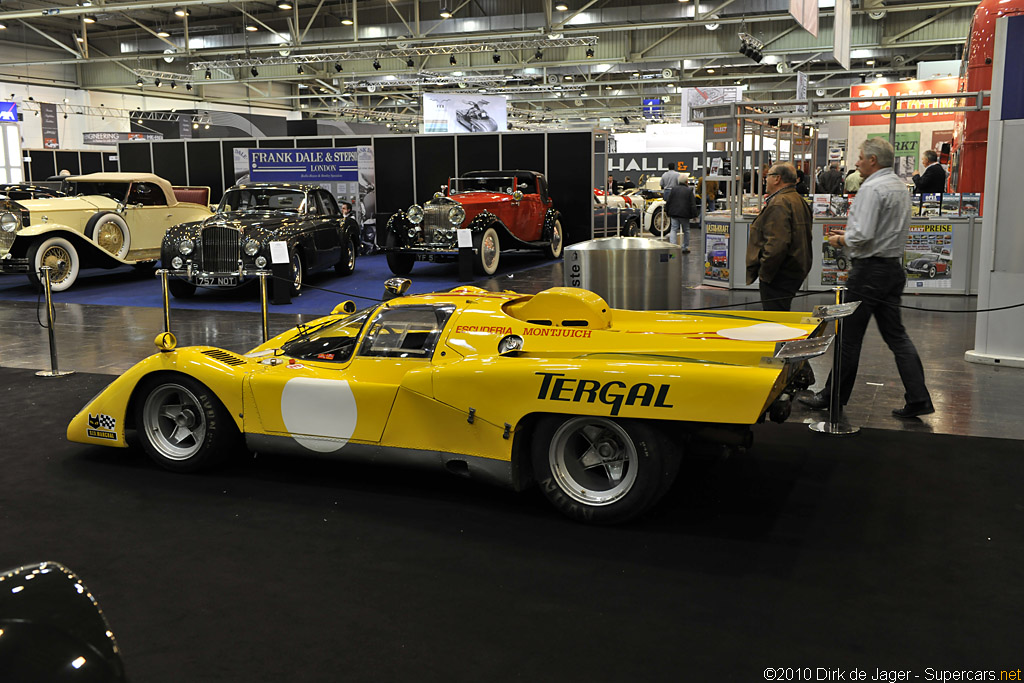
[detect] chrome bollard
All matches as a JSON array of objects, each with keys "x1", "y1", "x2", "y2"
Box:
[
  {"x1": 157, "y1": 269, "x2": 171, "y2": 333},
  {"x1": 258, "y1": 271, "x2": 270, "y2": 343},
  {"x1": 35, "y1": 266, "x2": 74, "y2": 378},
  {"x1": 810, "y1": 286, "x2": 860, "y2": 436}
]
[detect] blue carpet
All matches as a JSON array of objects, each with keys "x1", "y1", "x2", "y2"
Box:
[{"x1": 0, "y1": 253, "x2": 557, "y2": 315}]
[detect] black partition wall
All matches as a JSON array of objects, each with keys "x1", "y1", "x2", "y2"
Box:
[
  {"x1": 25, "y1": 150, "x2": 106, "y2": 182},
  {"x1": 117, "y1": 130, "x2": 596, "y2": 244}
]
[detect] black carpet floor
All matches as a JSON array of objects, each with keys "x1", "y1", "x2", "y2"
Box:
[{"x1": 1, "y1": 367, "x2": 1021, "y2": 682}]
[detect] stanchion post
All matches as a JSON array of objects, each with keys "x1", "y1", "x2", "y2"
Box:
[
  {"x1": 258, "y1": 271, "x2": 270, "y2": 343},
  {"x1": 157, "y1": 269, "x2": 171, "y2": 333},
  {"x1": 809, "y1": 285, "x2": 859, "y2": 436},
  {"x1": 35, "y1": 266, "x2": 74, "y2": 378}
]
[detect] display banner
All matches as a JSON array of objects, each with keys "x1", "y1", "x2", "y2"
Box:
[
  {"x1": 867, "y1": 131, "x2": 920, "y2": 180},
  {"x1": 833, "y1": 0, "x2": 852, "y2": 71},
  {"x1": 40, "y1": 103, "x2": 59, "y2": 149},
  {"x1": 850, "y1": 78, "x2": 960, "y2": 126},
  {"x1": 789, "y1": 0, "x2": 818, "y2": 37},
  {"x1": 683, "y1": 87, "x2": 741, "y2": 125},
  {"x1": 643, "y1": 99, "x2": 663, "y2": 119},
  {"x1": 704, "y1": 222, "x2": 731, "y2": 283},
  {"x1": 821, "y1": 224, "x2": 850, "y2": 286},
  {"x1": 248, "y1": 147, "x2": 360, "y2": 183},
  {"x1": 0, "y1": 102, "x2": 17, "y2": 123},
  {"x1": 796, "y1": 72, "x2": 808, "y2": 113},
  {"x1": 422, "y1": 93, "x2": 507, "y2": 133},
  {"x1": 236, "y1": 146, "x2": 378, "y2": 254},
  {"x1": 83, "y1": 132, "x2": 163, "y2": 145},
  {"x1": 904, "y1": 224, "x2": 953, "y2": 288},
  {"x1": 702, "y1": 105, "x2": 736, "y2": 141}
]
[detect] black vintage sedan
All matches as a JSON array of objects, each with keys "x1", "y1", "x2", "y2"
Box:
[{"x1": 161, "y1": 183, "x2": 359, "y2": 298}]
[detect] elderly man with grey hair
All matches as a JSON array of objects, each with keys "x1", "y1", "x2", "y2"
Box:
[
  {"x1": 800, "y1": 137, "x2": 934, "y2": 418},
  {"x1": 745, "y1": 161, "x2": 813, "y2": 311}
]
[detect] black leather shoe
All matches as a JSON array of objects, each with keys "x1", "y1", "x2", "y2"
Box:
[
  {"x1": 798, "y1": 392, "x2": 829, "y2": 410},
  {"x1": 892, "y1": 401, "x2": 935, "y2": 418}
]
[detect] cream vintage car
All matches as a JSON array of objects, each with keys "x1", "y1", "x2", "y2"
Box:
[
  {"x1": 0, "y1": 172, "x2": 212, "y2": 291},
  {"x1": 621, "y1": 176, "x2": 670, "y2": 237}
]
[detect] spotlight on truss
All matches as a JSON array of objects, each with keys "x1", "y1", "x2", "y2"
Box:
[
  {"x1": 373, "y1": 59, "x2": 381, "y2": 70},
  {"x1": 335, "y1": 62, "x2": 343, "y2": 72},
  {"x1": 449, "y1": 55, "x2": 457, "y2": 66},
  {"x1": 738, "y1": 32, "x2": 764, "y2": 64},
  {"x1": 251, "y1": 66, "x2": 259, "y2": 77}
]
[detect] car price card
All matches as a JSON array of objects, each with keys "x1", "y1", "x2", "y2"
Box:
[
  {"x1": 704, "y1": 222, "x2": 731, "y2": 284},
  {"x1": 904, "y1": 224, "x2": 953, "y2": 289}
]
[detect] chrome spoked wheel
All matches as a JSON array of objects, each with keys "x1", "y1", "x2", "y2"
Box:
[
  {"x1": 548, "y1": 416, "x2": 639, "y2": 506},
  {"x1": 141, "y1": 383, "x2": 208, "y2": 461},
  {"x1": 290, "y1": 250, "x2": 303, "y2": 293},
  {"x1": 477, "y1": 226, "x2": 500, "y2": 275},
  {"x1": 96, "y1": 223, "x2": 126, "y2": 255},
  {"x1": 650, "y1": 208, "x2": 670, "y2": 237},
  {"x1": 41, "y1": 244, "x2": 73, "y2": 286},
  {"x1": 549, "y1": 219, "x2": 563, "y2": 258}
]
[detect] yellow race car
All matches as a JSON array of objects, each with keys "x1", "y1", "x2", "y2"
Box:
[{"x1": 68, "y1": 283, "x2": 845, "y2": 523}]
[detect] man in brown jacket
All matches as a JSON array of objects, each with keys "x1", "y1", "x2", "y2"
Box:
[{"x1": 745, "y1": 162, "x2": 813, "y2": 311}]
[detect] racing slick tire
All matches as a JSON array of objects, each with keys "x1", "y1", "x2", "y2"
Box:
[
  {"x1": 531, "y1": 415, "x2": 678, "y2": 524},
  {"x1": 335, "y1": 235, "x2": 357, "y2": 276},
  {"x1": 475, "y1": 226, "x2": 501, "y2": 276},
  {"x1": 548, "y1": 219, "x2": 564, "y2": 259},
  {"x1": 134, "y1": 374, "x2": 241, "y2": 473},
  {"x1": 85, "y1": 211, "x2": 131, "y2": 259},
  {"x1": 385, "y1": 231, "x2": 415, "y2": 275},
  {"x1": 27, "y1": 236, "x2": 81, "y2": 292},
  {"x1": 168, "y1": 278, "x2": 196, "y2": 299},
  {"x1": 649, "y1": 206, "x2": 669, "y2": 238}
]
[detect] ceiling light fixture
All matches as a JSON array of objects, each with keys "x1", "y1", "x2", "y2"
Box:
[
  {"x1": 585, "y1": 48, "x2": 594, "y2": 58},
  {"x1": 373, "y1": 59, "x2": 381, "y2": 70},
  {"x1": 440, "y1": 4, "x2": 452, "y2": 19},
  {"x1": 277, "y1": 1, "x2": 292, "y2": 8},
  {"x1": 492, "y1": 51, "x2": 501, "y2": 63},
  {"x1": 297, "y1": 64, "x2": 304, "y2": 74},
  {"x1": 706, "y1": 68, "x2": 715, "y2": 73},
  {"x1": 866, "y1": 59, "x2": 876, "y2": 66},
  {"x1": 75, "y1": 35, "x2": 84, "y2": 42},
  {"x1": 555, "y1": 3, "x2": 568, "y2": 10},
  {"x1": 335, "y1": 62, "x2": 343, "y2": 72},
  {"x1": 449, "y1": 55, "x2": 457, "y2": 65},
  {"x1": 0, "y1": 22, "x2": 8, "y2": 29},
  {"x1": 155, "y1": 78, "x2": 162, "y2": 87},
  {"x1": 186, "y1": 82, "x2": 193, "y2": 90},
  {"x1": 406, "y1": 58, "x2": 415, "y2": 68},
  {"x1": 136, "y1": 76, "x2": 144, "y2": 86},
  {"x1": 534, "y1": 49, "x2": 543, "y2": 59},
  {"x1": 174, "y1": 7, "x2": 190, "y2": 17},
  {"x1": 157, "y1": 29, "x2": 170, "y2": 37},
  {"x1": 251, "y1": 66, "x2": 259, "y2": 77},
  {"x1": 170, "y1": 80, "x2": 177, "y2": 89},
  {"x1": 83, "y1": 14, "x2": 96, "y2": 23},
  {"x1": 246, "y1": 25, "x2": 258, "y2": 32},
  {"x1": 340, "y1": 16, "x2": 353, "y2": 25}
]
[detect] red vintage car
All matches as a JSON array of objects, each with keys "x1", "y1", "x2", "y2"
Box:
[{"x1": 383, "y1": 170, "x2": 563, "y2": 275}]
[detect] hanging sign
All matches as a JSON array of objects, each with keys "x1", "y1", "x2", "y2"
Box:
[{"x1": 40, "y1": 103, "x2": 59, "y2": 149}]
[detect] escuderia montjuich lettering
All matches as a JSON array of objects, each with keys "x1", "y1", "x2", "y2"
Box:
[{"x1": 535, "y1": 371, "x2": 673, "y2": 416}]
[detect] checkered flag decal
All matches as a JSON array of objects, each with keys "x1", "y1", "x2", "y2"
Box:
[{"x1": 90, "y1": 413, "x2": 116, "y2": 430}]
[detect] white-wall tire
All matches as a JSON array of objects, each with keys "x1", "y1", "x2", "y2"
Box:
[
  {"x1": 85, "y1": 212, "x2": 131, "y2": 259},
  {"x1": 28, "y1": 236, "x2": 81, "y2": 292}
]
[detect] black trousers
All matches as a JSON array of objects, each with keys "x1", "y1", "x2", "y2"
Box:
[
  {"x1": 822, "y1": 257, "x2": 931, "y2": 406},
  {"x1": 759, "y1": 274, "x2": 804, "y2": 312}
]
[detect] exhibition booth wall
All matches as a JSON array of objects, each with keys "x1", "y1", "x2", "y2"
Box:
[{"x1": 110, "y1": 130, "x2": 594, "y2": 245}]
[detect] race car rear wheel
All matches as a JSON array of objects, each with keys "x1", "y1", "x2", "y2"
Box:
[
  {"x1": 532, "y1": 415, "x2": 677, "y2": 524},
  {"x1": 385, "y1": 231, "x2": 414, "y2": 275},
  {"x1": 135, "y1": 374, "x2": 239, "y2": 473},
  {"x1": 649, "y1": 206, "x2": 669, "y2": 237},
  {"x1": 475, "y1": 226, "x2": 501, "y2": 276},
  {"x1": 335, "y1": 235, "x2": 357, "y2": 276},
  {"x1": 27, "y1": 236, "x2": 80, "y2": 292}
]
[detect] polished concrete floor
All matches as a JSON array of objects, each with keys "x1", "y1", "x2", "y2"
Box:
[{"x1": 2, "y1": 244, "x2": 1022, "y2": 440}]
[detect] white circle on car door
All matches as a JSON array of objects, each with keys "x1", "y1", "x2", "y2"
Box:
[{"x1": 280, "y1": 377, "x2": 358, "y2": 452}]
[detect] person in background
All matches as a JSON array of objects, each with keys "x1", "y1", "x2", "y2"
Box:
[
  {"x1": 607, "y1": 174, "x2": 620, "y2": 195},
  {"x1": 845, "y1": 168, "x2": 863, "y2": 194},
  {"x1": 665, "y1": 177, "x2": 698, "y2": 253},
  {"x1": 621, "y1": 176, "x2": 636, "y2": 191},
  {"x1": 660, "y1": 164, "x2": 680, "y2": 194},
  {"x1": 795, "y1": 168, "x2": 809, "y2": 195},
  {"x1": 912, "y1": 150, "x2": 947, "y2": 194},
  {"x1": 340, "y1": 201, "x2": 353, "y2": 218},
  {"x1": 800, "y1": 137, "x2": 933, "y2": 418},
  {"x1": 817, "y1": 162, "x2": 845, "y2": 195},
  {"x1": 745, "y1": 162, "x2": 813, "y2": 311}
]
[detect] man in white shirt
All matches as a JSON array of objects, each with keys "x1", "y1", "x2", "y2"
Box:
[{"x1": 800, "y1": 137, "x2": 933, "y2": 418}]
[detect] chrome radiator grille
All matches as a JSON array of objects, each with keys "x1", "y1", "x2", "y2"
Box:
[
  {"x1": 0, "y1": 230, "x2": 14, "y2": 256},
  {"x1": 200, "y1": 226, "x2": 240, "y2": 272},
  {"x1": 422, "y1": 204, "x2": 450, "y2": 241}
]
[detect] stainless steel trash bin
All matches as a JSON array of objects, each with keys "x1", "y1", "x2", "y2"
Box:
[{"x1": 563, "y1": 237, "x2": 682, "y2": 310}]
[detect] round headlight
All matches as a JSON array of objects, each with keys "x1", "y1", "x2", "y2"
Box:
[
  {"x1": 171, "y1": 256, "x2": 183, "y2": 269},
  {"x1": 244, "y1": 239, "x2": 260, "y2": 256},
  {"x1": 178, "y1": 238, "x2": 194, "y2": 255},
  {"x1": 407, "y1": 204, "x2": 424, "y2": 224},
  {"x1": 255, "y1": 255, "x2": 267, "y2": 268},
  {"x1": 447, "y1": 205, "x2": 466, "y2": 226},
  {"x1": 0, "y1": 212, "x2": 20, "y2": 233},
  {"x1": 407, "y1": 227, "x2": 420, "y2": 239}
]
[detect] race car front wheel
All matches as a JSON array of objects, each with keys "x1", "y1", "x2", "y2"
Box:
[
  {"x1": 135, "y1": 374, "x2": 240, "y2": 473},
  {"x1": 531, "y1": 415, "x2": 678, "y2": 524}
]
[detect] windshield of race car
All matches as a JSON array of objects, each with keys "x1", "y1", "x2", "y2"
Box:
[
  {"x1": 280, "y1": 309, "x2": 373, "y2": 362},
  {"x1": 218, "y1": 188, "x2": 307, "y2": 214},
  {"x1": 67, "y1": 181, "x2": 131, "y2": 201}
]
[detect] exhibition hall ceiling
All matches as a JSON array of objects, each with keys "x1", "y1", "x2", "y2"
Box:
[{"x1": 0, "y1": 0, "x2": 974, "y2": 130}]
